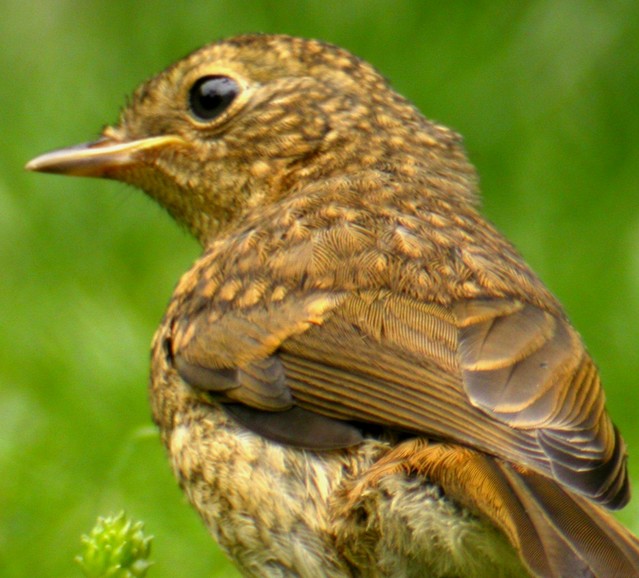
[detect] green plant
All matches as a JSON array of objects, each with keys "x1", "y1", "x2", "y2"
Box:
[{"x1": 76, "y1": 512, "x2": 153, "y2": 578}]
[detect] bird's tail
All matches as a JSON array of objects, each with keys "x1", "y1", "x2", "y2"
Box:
[
  {"x1": 492, "y1": 459, "x2": 639, "y2": 577},
  {"x1": 345, "y1": 440, "x2": 639, "y2": 577}
]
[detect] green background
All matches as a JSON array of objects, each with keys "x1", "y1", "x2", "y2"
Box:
[{"x1": 3, "y1": 1, "x2": 639, "y2": 576}]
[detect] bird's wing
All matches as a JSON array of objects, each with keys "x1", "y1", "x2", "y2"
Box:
[{"x1": 169, "y1": 276, "x2": 628, "y2": 508}]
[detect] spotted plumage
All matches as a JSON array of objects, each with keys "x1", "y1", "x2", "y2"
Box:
[{"x1": 28, "y1": 34, "x2": 639, "y2": 577}]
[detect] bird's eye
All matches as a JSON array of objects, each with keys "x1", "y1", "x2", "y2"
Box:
[{"x1": 188, "y1": 76, "x2": 239, "y2": 121}]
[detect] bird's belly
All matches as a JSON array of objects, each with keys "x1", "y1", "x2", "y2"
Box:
[
  {"x1": 166, "y1": 400, "x2": 371, "y2": 577},
  {"x1": 163, "y1": 398, "x2": 526, "y2": 578}
]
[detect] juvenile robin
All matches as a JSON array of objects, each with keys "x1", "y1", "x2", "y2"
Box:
[{"x1": 27, "y1": 34, "x2": 639, "y2": 577}]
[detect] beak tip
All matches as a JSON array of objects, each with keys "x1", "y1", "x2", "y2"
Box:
[
  {"x1": 24, "y1": 148, "x2": 81, "y2": 175},
  {"x1": 24, "y1": 141, "x2": 116, "y2": 177},
  {"x1": 25, "y1": 158, "x2": 42, "y2": 172},
  {"x1": 24, "y1": 151, "x2": 71, "y2": 175}
]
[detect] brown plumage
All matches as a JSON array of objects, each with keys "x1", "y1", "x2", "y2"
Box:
[{"x1": 27, "y1": 34, "x2": 639, "y2": 577}]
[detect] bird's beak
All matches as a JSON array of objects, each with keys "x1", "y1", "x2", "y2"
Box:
[{"x1": 25, "y1": 131, "x2": 182, "y2": 178}]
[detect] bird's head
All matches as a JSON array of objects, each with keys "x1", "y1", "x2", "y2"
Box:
[{"x1": 27, "y1": 34, "x2": 470, "y2": 243}]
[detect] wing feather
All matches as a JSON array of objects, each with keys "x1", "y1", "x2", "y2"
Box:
[{"x1": 172, "y1": 285, "x2": 629, "y2": 508}]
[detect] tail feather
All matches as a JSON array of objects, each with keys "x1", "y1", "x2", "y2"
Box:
[{"x1": 500, "y1": 464, "x2": 639, "y2": 577}]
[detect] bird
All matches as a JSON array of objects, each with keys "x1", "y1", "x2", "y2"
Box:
[{"x1": 27, "y1": 34, "x2": 639, "y2": 577}]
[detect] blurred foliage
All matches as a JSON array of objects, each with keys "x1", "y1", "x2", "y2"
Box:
[{"x1": 2, "y1": 1, "x2": 639, "y2": 577}]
